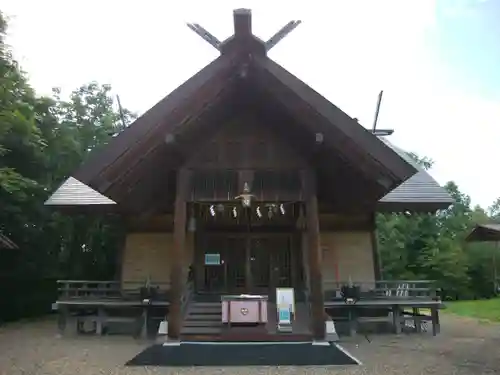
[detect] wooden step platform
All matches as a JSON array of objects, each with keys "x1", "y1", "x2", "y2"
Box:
[{"x1": 181, "y1": 332, "x2": 313, "y2": 342}]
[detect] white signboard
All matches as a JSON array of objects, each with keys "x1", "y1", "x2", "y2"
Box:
[{"x1": 276, "y1": 287, "x2": 295, "y2": 314}]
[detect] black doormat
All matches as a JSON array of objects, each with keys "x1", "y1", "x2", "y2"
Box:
[{"x1": 126, "y1": 343, "x2": 358, "y2": 367}]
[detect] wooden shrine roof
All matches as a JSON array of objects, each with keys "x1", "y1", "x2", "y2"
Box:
[
  {"x1": 465, "y1": 224, "x2": 500, "y2": 242},
  {"x1": 53, "y1": 10, "x2": 415, "y2": 208},
  {"x1": 45, "y1": 136, "x2": 452, "y2": 213},
  {"x1": 44, "y1": 9, "x2": 455, "y2": 214},
  {"x1": 377, "y1": 138, "x2": 454, "y2": 212}
]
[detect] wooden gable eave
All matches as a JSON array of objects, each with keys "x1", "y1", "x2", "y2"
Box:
[
  {"x1": 250, "y1": 55, "x2": 418, "y2": 196},
  {"x1": 0, "y1": 233, "x2": 18, "y2": 250},
  {"x1": 465, "y1": 224, "x2": 500, "y2": 242},
  {"x1": 72, "y1": 51, "x2": 243, "y2": 197},
  {"x1": 376, "y1": 137, "x2": 454, "y2": 213}
]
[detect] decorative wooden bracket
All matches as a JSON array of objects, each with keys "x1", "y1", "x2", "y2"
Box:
[
  {"x1": 186, "y1": 23, "x2": 222, "y2": 51},
  {"x1": 186, "y1": 9, "x2": 301, "y2": 54},
  {"x1": 265, "y1": 20, "x2": 302, "y2": 52}
]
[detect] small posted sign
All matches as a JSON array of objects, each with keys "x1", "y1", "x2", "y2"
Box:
[
  {"x1": 204, "y1": 253, "x2": 221, "y2": 265},
  {"x1": 279, "y1": 307, "x2": 291, "y2": 322}
]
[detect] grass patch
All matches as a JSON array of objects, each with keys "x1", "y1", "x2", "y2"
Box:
[{"x1": 443, "y1": 298, "x2": 500, "y2": 322}]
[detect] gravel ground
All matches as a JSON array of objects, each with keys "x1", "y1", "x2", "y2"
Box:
[{"x1": 0, "y1": 315, "x2": 499, "y2": 375}]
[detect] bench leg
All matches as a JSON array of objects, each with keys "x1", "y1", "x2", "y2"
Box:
[
  {"x1": 431, "y1": 307, "x2": 440, "y2": 336},
  {"x1": 392, "y1": 307, "x2": 402, "y2": 334},
  {"x1": 57, "y1": 306, "x2": 68, "y2": 335},
  {"x1": 96, "y1": 307, "x2": 105, "y2": 335},
  {"x1": 141, "y1": 308, "x2": 149, "y2": 339},
  {"x1": 413, "y1": 307, "x2": 422, "y2": 333},
  {"x1": 348, "y1": 308, "x2": 357, "y2": 336}
]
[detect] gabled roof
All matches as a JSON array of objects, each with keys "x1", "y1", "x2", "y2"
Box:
[
  {"x1": 377, "y1": 137, "x2": 454, "y2": 212},
  {"x1": 0, "y1": 233, "x2": 18, "y2": 249},
  {"x1": 46, "y1": 137, "x2": 453, "y2": 213},
  {"x1": 45, "y1": 177, "x2": 116, "y2": 206},
  {"x1": 59, "y1": 9, "x2": 416, "y2": 209},
  {"x1": 465, "y1": 224, "x2": 500, "y2": 242}
]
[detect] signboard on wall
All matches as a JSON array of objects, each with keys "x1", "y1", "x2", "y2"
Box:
[{"x1": 205, "y1": 253, "x2": 221, "y2": 265}]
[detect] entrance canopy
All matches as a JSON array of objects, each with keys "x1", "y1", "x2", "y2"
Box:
[
  {"x1": 465, "y1": 224, "x2": 500, "y2": 242},
  {"x1": 46, "y1": 9, "x2": 419, "y2": 214}
]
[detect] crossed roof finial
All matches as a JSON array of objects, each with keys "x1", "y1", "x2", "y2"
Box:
[{"x1": 186, "y1": 9, "x2": 301, "y2": 54}]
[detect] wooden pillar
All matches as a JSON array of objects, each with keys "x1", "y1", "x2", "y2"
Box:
[
  {"x1": 301, "y1": 169, "x2": 325, "y2": 340},
  {"x1": 168, "y1": 168, "x2": 190, "y2": 340},
  {"x1": 369, "y1": 213, "x2": 383, "y2": 281}
]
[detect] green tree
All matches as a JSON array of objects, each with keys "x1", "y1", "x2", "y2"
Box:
[{"x1": 0, "y1": 11, "x2": 130, "y2": 321}]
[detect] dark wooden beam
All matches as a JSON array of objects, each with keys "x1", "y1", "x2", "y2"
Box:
[
  {"x1": 168, "y1": 168, "x2": 191, "y2": 340},
  {"x1": 114, "y1": 230, "x2": 127, "y2": 280},
  {"x1": 251, "y1": 56, "x2": 417, "y2": 188},
  {"x1": 370, "y1": 213, "x2": 382, "y2": 280},
  {"x1": 301, "y1": 169, "x2": 325, "y2": 340},
  {"x1": 248, "y1": 78, "x2": 390, "y2": 207},
  {"x1": 102, "y1": 82, "x2": 233, "y2": 202},
  {"x1": 74, "y1": 53, "x2": 238, "y2": 188}
]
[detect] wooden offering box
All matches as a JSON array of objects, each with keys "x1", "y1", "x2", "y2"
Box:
[{"x1": 221, "y1": 295, "x2": 268, "y2": 326}]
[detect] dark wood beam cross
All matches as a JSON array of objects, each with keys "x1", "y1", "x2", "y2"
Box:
[{"x1": 187, "y1": 9, "x2": 301, "y2": 53}]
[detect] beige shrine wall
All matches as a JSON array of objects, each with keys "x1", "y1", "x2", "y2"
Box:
[
  {"x1": 120, "y1": 231, "x2": 194, "y2": 289},
  {"x1": 119, "y1": 215, "x2": 377, "y2": 292},
  {"x1": 320, "y1": 231, "x2": 376, "y2": 289}
]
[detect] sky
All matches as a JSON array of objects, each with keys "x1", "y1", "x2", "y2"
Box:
[{"x1": 2, "y1": 0, "x2": 500, "y2": 209}]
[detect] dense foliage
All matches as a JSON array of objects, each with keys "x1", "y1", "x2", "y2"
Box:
[
  {"x1": 0, "y1": 13, "x2": 133, "y2": 321},
  {"x1": 0, "y1": 12, "x2": 498, "y2": 321}
]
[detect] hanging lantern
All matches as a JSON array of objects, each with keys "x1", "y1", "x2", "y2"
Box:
[
  {"x1": 235, "y1": 182, "x2": 255, "y2": 208},
  {"x1": 256, "y1": 206, "x2": 262, "y2": 218},
  {"x1": 209, "y1": 205, "x2": 216, "y2": 217},
  {"x1": 232, "y1": 207, "x2": 238, "y2": 218},
  {"x1": 267, "y1": 206, "x2": 273, "y2": 219},
  {"x1": 280, "y1": 204, "x2": 285, "y2": 215}
]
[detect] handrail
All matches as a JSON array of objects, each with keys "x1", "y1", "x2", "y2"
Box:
[
  {"x1": 323, "y1": 280, "x2": 440, "y2": 300},
  {"x1": 57, "y1": 279, "x2": 171, "y2": 300},
  {"x1": 180, "y1": 281, "x2": 194, "y2": 318}
]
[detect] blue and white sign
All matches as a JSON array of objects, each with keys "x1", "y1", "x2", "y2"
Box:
[
  {"x1": 205, "y1": 253, "x2": 221, "y2": 265},
  {"x1": 279, "y1": 308, "x2": 291, "y2": 322}
]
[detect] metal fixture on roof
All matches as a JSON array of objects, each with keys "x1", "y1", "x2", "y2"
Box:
[{"x1": 370, "y1": 90, "x2": 394, "y2": 137}]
